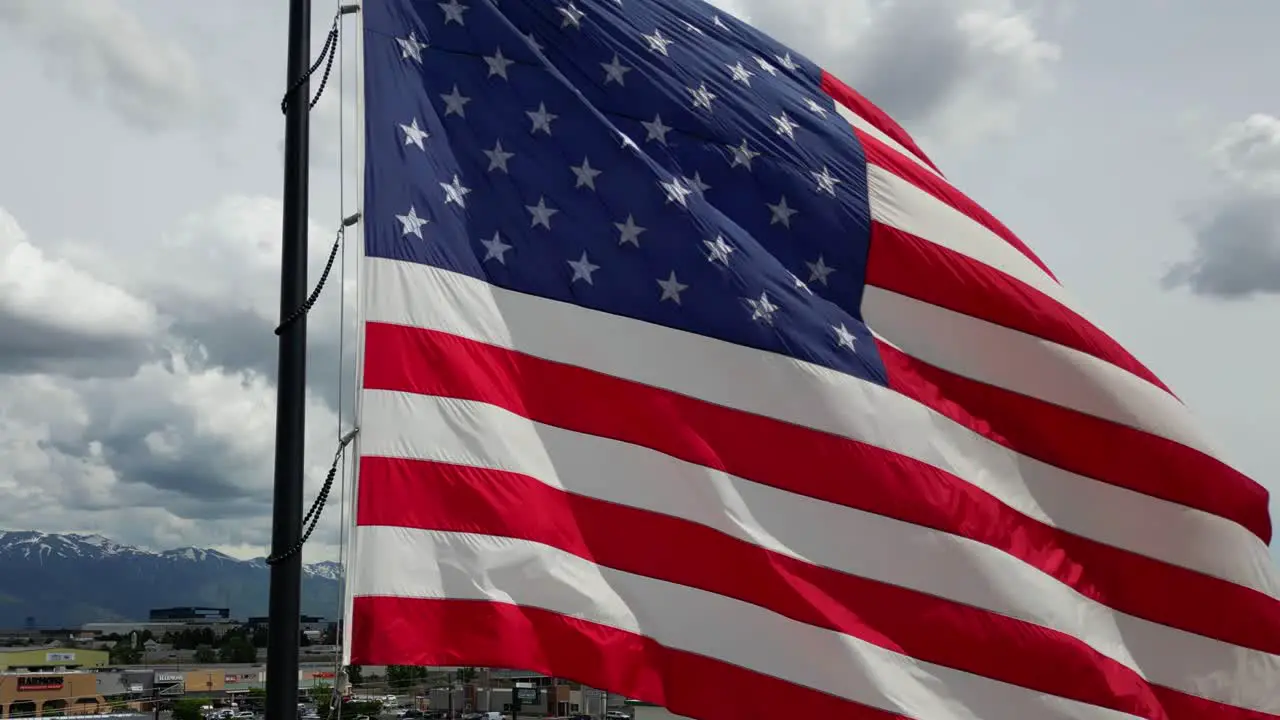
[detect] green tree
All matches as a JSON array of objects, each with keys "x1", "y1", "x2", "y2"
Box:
[
  {"x1": 173, "y1": 627, "x2": 216, "y2": 649},
  {"x1": 193, "y1": 646, "x2": 217, "y2": 663},
  {"x1": 171, "y1": 630, "x2": 195, "y2": 650},
  {"x1": 456, "y1": 667, "x2": 476, "y2": 684},
  {"x1": 345, "y1": 665, "x2": 363, "y2": 686},
  {"x1": 109, "y1": 640, "x2": 141, "y2": 665},
  {"x1": 386, "y1": 665, "x2": 428, "y2": 691},
  {"x1": 173, "y1": 699, "x2": 204, "y2": 720},
  {"x1": 218, "y1": 636, "x2": 257, "y2": 664},
  {"x1": 309, "y1": 682, "x2": 331, "y2": 705}
]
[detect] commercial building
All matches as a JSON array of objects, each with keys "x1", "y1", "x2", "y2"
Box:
[
  {"x1": 628, "y1": 704, "x2": 690, "y2": 720},
  {"x1": 0, "y1": 673, "x2": 108, "y2": 718},
  {"x1": 147, "y1": 608, "x2": 230, "y2": 622},
  {"x1": 244, "y1": 615, "x2": 325, "y2": 626},
  {"x1": 0, "y1": 649, "x2": 109, "y2": 672},
  {"x1": 0, "y1": 663, "x2": 342, "y2": 718},
  {"x1": 80, "y1": 621, "x2": 241, "y2": 637},
  {"x1": 244, "y1": 616, "x2": 333, "y2": 637},
  {"x1": 0, "y1": 630, "x2": 81, "y2": 646},
  {"x1": 428, "y1": 672, "x2": 625, "y2": 717}
]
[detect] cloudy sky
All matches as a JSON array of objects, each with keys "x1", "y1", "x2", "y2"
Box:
[{"x1": 0, "y1": 0, "x2": 1276, "y2": 565}]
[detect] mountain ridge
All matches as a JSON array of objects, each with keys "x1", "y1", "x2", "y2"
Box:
[{"x1": 0, "y1": 530, "x2": 342, "y2": 627}]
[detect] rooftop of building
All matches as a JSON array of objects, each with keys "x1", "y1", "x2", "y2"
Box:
[{"x1": 0, "y1": 646, "x2": 89, "y2": 654}]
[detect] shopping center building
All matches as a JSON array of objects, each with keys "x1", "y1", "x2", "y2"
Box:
[
  {"x1": 0, "y1": 649, "x2": 109, "y2": 673},
  {"x1": 0, "y1": 672, "x2": 108, "y2": 718},
  {"x1": 0, "y1": 664, "x2": 339, "y2": 718}
]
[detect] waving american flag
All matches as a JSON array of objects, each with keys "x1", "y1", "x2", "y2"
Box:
[{"x1": 345, "y1": 0, "x2": 1280, "y2": 717}]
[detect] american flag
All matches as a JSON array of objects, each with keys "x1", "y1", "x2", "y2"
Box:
[{"x1": 345, "y1": 0, "x2": 1280, "y2": 717}]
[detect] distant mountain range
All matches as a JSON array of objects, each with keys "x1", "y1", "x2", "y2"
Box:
[{"x1": 0, "y1": 530, "x2": 342, "y2": 628}]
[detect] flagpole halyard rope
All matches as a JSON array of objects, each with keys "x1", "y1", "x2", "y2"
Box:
[
  {"x1": 332, "y1": 4, "x2": 356, "y2": 717},
  {"x1": 264, "y1": 427, "x2": 359, "y2": 566},
  {"x1": 280, "y1": 8, "x2": 349, "y2": 115},
  {"x1": 266, "y1": 2, "x2": 364, "y2": 580},
  {"x1": 275, "y1": 212, "x2": 361, "y2": 335}
]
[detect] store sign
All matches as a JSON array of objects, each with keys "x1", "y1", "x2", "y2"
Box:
[
  {"x1": 155, "y1": 672, "x2": 185, "y2": 683},
  {"x1": 17, "y1": 676, "x2": 64, "y2": 692},
  {"x1": 514, "y1": 685, "x2": 539, "y2": 707},
  {"x1": 44, "y1": 652, "x2": 76, "y2": 663}
]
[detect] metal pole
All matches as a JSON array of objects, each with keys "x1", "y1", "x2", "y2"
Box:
[{"x1": 266, "y1": 0, "x2": 311, "y2": 719}]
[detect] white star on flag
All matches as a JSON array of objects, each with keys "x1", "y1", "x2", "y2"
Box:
[
  {"x1": 657, "y1": 271, "x2": 688, "y2": 304},
  {"x1": 526, "y1": 197, "x2": 558, "y2": 228},
  {"x1": 399, "y1": 118, "x2": 428, "y2": 150},
  {"x1": 479, "y1": 231, "x2": 512, "y2": 263},
  {"x1": 568, "y1": 251, "x2": 600, "y2": 283},
  {"x1": 441, "y1": 175, "x2": 472, "y2": 208},
  {"x1": 615, "y1": 215, "x2": 646, "y2": 246},
  {"x1": 395, "y1": 206, "x2": 428, "y2": 238},
  {"x1": 484, "y1": 48, "x2": 514, "y2": 79}
]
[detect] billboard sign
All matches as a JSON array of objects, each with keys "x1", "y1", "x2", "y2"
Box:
[
  {"x1": 514, "y1": 685, "x2": 539, "y2": 708},
  {"x1": 155, "y1": 672, "x2": 185, "y2": 683},
  {"x1": 45, "y1": 652, "x2": 76, "y2": 663},
  {"x1": 18, "y1": 676, "x2": 64, "y2": 692}
]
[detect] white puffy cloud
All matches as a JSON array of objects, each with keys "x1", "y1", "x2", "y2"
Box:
[
  {"x1": 707, "y1": 0, "x2": 1061, "y2": 147},
  {"x1": 0, "y1": 208, "x2": 161, "y2": 376},
  {"x1": 1164, "y1": 114, "x2": 1280, "y2": 298},
  {"x1": 60, "y1": 195, "x2": 356, "y2": 406},
  {"x1": 0, "y1": 350, "x2": 342, "y2": 551},
  {"x1": 0, "y1": 201, "x2": 351, "y2": 559}
]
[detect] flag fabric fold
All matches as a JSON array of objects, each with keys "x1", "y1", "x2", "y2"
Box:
[{"x1": 347, "y1": 0, "x2": 1280, "y2": 717}]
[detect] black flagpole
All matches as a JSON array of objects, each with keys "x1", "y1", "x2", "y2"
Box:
[{"x1": 267, "y1": 0, "x2": 311, "y2": 718}]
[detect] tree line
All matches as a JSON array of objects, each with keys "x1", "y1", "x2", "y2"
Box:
[{"x1": 105, "y1": 626, "x2": 273, "y2": 665}]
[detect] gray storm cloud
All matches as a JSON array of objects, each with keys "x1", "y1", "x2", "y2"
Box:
[{"x1": 1164, "y1": 114, "x2": 1280, "y2": 299}]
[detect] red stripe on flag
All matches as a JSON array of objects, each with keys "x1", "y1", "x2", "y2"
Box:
[
  {"x1": 820, "y1": 70, "x2": 944, "y2": 178},
  {"x1": 361, "y1": 321, "x2": 1280, "y2": 654},
  {"x1": 360, "y1": 455, "x2": 1264, "y2": 719},
  {"x1": 857, "y1": 126, "x2": 1061, "y2": 284},
  {"x1": 877, "y1": 342, "x2": 1273, "y2": 544},
  {"x1": 350, "y1": 596, "x2": 908, "y2": 720},
  {"x1": 866, "y1": 222, "x2": 1172, "y2": 393}
]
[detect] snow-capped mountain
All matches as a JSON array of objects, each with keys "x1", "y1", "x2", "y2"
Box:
[
  {"x1": 0, "y1": 531, "x2": 342, "y2": 627},
  {"x1": 302, "y1": 560, "x2": 344, "y2": 581}
]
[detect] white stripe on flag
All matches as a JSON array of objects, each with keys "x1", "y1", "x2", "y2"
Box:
[
  {"x1": 351, "y1": 525, "x2": 1145, "y2": 720},
  {"x1": 361, "y1": 256, "x2": 1278, "y2": 597}
]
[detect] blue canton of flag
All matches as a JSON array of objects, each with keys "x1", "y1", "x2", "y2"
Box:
[{"x1": 361, "y1": 0, "x2": 886, "y2": 384}]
